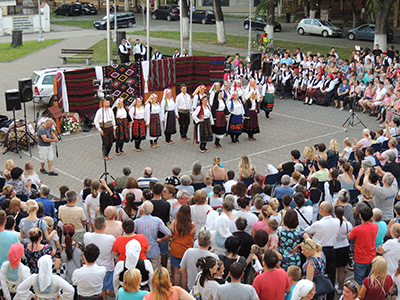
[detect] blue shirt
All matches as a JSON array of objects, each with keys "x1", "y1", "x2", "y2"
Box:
[
  {"x1": 285, "y1": 284, "x2": 296, "y2": 300},
  {"x1": 36, "y1": 197, "x2": 56, "y2": 220},
  {"x1": 118, "y1": 288, "x2": 148, "y2": 300},
  {"x1": 338, "y1": 83, "x2": 350, "y2": 94},
  {"x1": 273, "y1": 186, "x2": 294, "y2": 200},
  {"x1": 375, "y1": 221, "x2": 388, "y2": 252},
  {"x1": 0, "y1": 230, "x2": 19, "y2": 268}
]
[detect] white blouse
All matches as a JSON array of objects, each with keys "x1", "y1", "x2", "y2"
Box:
[
  {"x1": 227, "y1": 100, "x2": 244, "y2": 116},
  {"x1": 144, "y1": 102, "x2": 161, "y2": 124},
  {"x1": 129, "y1": 106, "x2": 145, "y2": 120},
  {"x1": 216, "y1": 99, "x2": 226, "y2": 111},
  {"x1": 115, "y1": 108, "x2": 127, "y2": 119},
  {"x1": 192, "y1": 105, "x2": 213, "y2": 123}
]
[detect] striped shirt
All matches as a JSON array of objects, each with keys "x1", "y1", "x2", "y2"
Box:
[{"x1": 134, "y1": 215, "x2": 171, "y2": 258}]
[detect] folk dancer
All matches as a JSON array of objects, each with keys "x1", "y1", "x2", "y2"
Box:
[
  {"x1": 280, "y1": 64, "x2": 292, "y2": 98},
  {"x1": 160, "y1": 88, "x2": 178, "y2": 145},
  {"x1": 144, "y1": 93, "x2": 162, "y2": 149},
  {"x1": 316, "y1": 73, "x2": 336, "y2": 105},
  {"x1": 231, "y1": 80, "x2": 244, "y2": 102},
  {"x1": 192, "y1": 96, "x2": 214, "y2": 153},
  {"x1": 129, "y1": 98, "x2": 146, "y2": 152},
  {"x1": 244, "y1": 87, "x2": 261, "y2": 140},
  {"x1": 211, "y1": 90, "x2": 229, "y2": 149},
  {"x1": 176, "y1": 84, "x2": 191, "y2": 141},
  {"x1": 209, "y1": 82, "x2": 221, "y2": 106},
  {"x1": 112, "y1": 98, "x2": 131, "y2": 156},
  {"x1": 226, "y1": 92, "x2": 245, "y2": 144},
  {"x1": 118, "y1": 38, "x2": 131, "y2": 64},
  {"x1": 94, "y1": 98, "x2": 116, "y2": 160},
  {"x1": 221, "y1": 81, "x2": 232, "y2": 102},
  {"x1": 261, "y1": 77, "x2": 275, "y2": 119},
  {"x1": 192, "y1": 85, "x2": 207, "y2": 111}
]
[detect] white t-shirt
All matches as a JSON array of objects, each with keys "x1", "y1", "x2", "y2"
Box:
[
  {"x1": 382, "y1": 239, "x2": 400, "y2": 277},
  {"x1": 233, "y1": 211, "x2": 258, "y2": 235},
  {"x1": 224, "y1": 180, "x2": 237, "y2": 194},
  {"x1": 334, "y1": 220, "x2": 353, "y2": 249},
  {"x1": 85, "y1": 194, "x2": 100, "y2": 222},
  {"x1": 84, "y1": 232, "x2": 116, "y2": 272},
  {"x1": 191, "y1": 205, "x2": 213, "y2": 239},
  {"x1": 72, "y1": 264, "x2": 107, "y2": 297},
  {"x1": 394, "y1": 275, "x2": 400, "y2": 300},
  {"x1": 21, "y1": 174, "x2": 41, "y2": 186}
]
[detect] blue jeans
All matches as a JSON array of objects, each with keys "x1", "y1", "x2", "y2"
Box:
[
  {"x1": 159, "y1": 239, "x2": 168, "y2": 255},
  {"x1": 354, "y1": 262, "x2": 371, "y2": 286}
]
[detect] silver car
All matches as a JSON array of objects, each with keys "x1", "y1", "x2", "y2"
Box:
[{"x1": 296, "y1": 18, "x2": 342, "y2": 37}]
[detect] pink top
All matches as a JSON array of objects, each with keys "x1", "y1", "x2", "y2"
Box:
[
  {"x1": 359, "y1": 137, "x2": 372, "y2": 149},
  {"x1": 365, "y1": 88, "x2": 374, "y2": 99},
  {"x1": 267, "y1": 232, "x2": 279, "y2": 249},
  {"x1": 252, "y1": 221, "x2": 270, "y2": 235}
]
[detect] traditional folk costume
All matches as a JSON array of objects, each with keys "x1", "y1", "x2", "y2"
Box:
[
  {"x1": 176, "y1": 88, "x2": 192, "y2": 140},
  {"x1": 244, "y1": 80, "x2": 261, "y2": 104},
  {"x1": 281, "y1": 68, "x2": 292, "y2": 98},
  {"x1": 94, "y1": 102, "x2": 116, "y2": 159},
  {"x1": 209, "y1": 82, "x2": 221, "y2": 107},
  {"x1": 160, "y1": 89, "x2": 178, "y2": 144},
  {"x1": 226, "y1": 94, "x2": 245, "y2": 144},
  {"x1": 129, "y1": 100, "x2": 146, "y2": 151},
  {"x1": 112, "y1": 98, "x2": 131, "y2": 155},
  {"x1": 254, "y1": 71, "x2": 265, "y2": 96},
  {"x1": 304, "y1": 74, "x2": 322, "y2": 105},
  {"x1": 231, "y1": 80, "x2": 244, "y2": 102},
  {"x1": 315, "y1": 74, "x2": 336, "y2": 106},
  {"x1": 192, "y1": 89, "x2": 207, "y2": 112},
  {"x1": 144, "y1": 98, "x2": 162, "y2": 148},
  {"x1": 221, "y1": 84, "x2": 232, "y2": 103},
  {"x1": 211, "y1": 90, "x2": 229, "y2": 149},
  {"x1": 192, "y1": 101, "x2": 214, "y2": 152},
  {"x1": 261, "y1": 77, "x2": 275, "y2": 119},
  {"x1": 244, "y1": 88, "x2": 261, "y2": 140}
]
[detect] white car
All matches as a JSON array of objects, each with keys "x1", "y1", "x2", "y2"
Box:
[
  {"x1": 296, "y1": 18, "x2": 342, "y2": 37},
  {"x1": 32, "y1": 67, "x2": 78, "y2": 106}
]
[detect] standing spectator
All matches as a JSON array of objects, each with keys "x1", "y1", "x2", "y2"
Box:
[
  {"x1": 118, "y1": 269, "x2": 148, "y2": 300},
  {"x1": 348, "y1": 206, "x2": 379, "y2": 286},
  {"x1": 234, "y1": 198, "x2": 258, "y2": 235},
  {"x1": 252, "y1": 249, "x2": 291, "y2": 300},
  {"x1": 134, "y1": 201, "x2": 171, "y2": 270},
  {"x1": 115, "y1": 166, "x2": 131, "y2": 190},
  {"x1": 104, "y1": 206, "x2": 123, "y2": 238},
  {"x1": 86, "y1": 180, "x2": 101, "y2": 231},
  {"x1": 84, "y1": 216, "x2": 116, "y2": 299},
  {"x1": 118, "y1": 38, "x2": 131, "y2": 64},
  {"x1": 291, "y1": 279, "x2": 316, "y2": 300},
  {"x1": 24, "y1": 228, "x2": 54, "y2": 273},
  {"x1": 35, "y1": 185, "x2": 55, "y2": 220},
  {"x1": 168, "y1": 189, "x2": 190, "y2": 221},
  {"x1": 378, "y1": 223, "x2": 400, "y2": 278},
  {"x1": 190, "y1": 190, "x2": 212, "y2": 239},
  {"x1": 372, "y1": 208, "x2": 388, "y2": 252},
  {"x1": 195, "y1": 256, "x2": 220, "y2": 300},
  {"x1": 218, "y1": 236, "x2": 247, "y2": 281},
  {"x1": 233, "y1": 217, "x2": 254, "y2": 261},
  {"x1": 0, "y1": 209, "x2": 19, "y2": 268}
]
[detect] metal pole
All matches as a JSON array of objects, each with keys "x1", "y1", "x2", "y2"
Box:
[
  {"x1": 142, "y1": 1, "x2": 145, "y2": 30},
  {"x1": 113, "y1": 0, "x2": 117, "y2": 42},
  {"x1": 188, "y1": 0, "x2": 193, "y2": 56},
  {"x1": 247, "y1": 0, "x2": 251, "y2": 58},
  {"x1": 106, "y1": 0, "x2": 111, "y2": 65},
  {"x1": 146, "y1": 0, "x2": 150, "y2": 60},
  {"x1": 38, "y1": 0, "x2": 44, "y2": 42},
  {"x1": 179, "y1": 0, "x2": 183, "y2": 53}
]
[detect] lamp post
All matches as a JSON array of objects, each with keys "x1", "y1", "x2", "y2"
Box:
[
  {"x1": 113, "y1": 0, "x2": 117, "y2": 42},
  {"x1": 247, "y1": 0, "x2": 252, "y2": 58},
  {"x1": 146, "y1": 0, "x2": 150, "y2": 60},
  {"x1": 179, "y1": 0, "x2": 183, "y2": 53},
  {"x1": 38, "y1": 0, "x2": 44, "y2": 42},
  {"x1": 106, "y1": 0, "x2": 111, "y2": 65},
  {"x1": 188, "y1": 0, "x2": 193, "y2": 56}
]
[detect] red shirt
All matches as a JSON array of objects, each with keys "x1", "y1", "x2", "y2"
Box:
[
  {"x1": 348, "y1": 222, "x2": 378, "y2": 264},
  {"x1": 362, "y1": 275, "x2": 393, "y2": 300},
  {"x1": 253, "y1": 268, "x2": 290, "y2": 300},
  {"x1": 112, "y1": 234, "x2": 149, "y2": 261}
]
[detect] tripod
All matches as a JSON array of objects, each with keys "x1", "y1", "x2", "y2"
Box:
[
  {"x1": 342, "y1": 97, "x2": 367, "y2": 132},
  {"x1": 19, "y1": 102, "x2": 36, "y2": 157},
  {"x1": 4, "y1": 109, "x2": 22, "y2": 158}
]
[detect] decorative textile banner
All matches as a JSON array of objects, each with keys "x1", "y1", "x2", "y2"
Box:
[
  {"x1": 209, "y1": 56, "x2": 225, "y2": 82},
  {"x1": 64, "y1": 68, "x2": 97, "y2": 115},
  {"x1": 103, "y1": 62, "x2": 142, "y2": 106},
  {"x1": 194, "y1": 56, "x2": 210, "y2": 85},
  {"x1": 53, "y1": 72, "x2": 64, "y2": 111},
  {"x1": 149, "y1": 58, "x2": 176, "y2": 91},
  {"x1": 175, "y1": 56, "x2": 195, "y2": 93}
]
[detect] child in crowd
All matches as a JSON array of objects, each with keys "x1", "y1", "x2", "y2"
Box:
[
  {"x1": 201, "y1": 176, "x2": 213, "y2": 197},
  {"x1": 285, "y1": 265, "x2": 302, "y2": 300},
  {"x1": 214, "y1": 260, "x2": 226, "y2": 284},
  {"x1": 266, "y1": 219, "x2": 279, "y2": 250},
  {"x1": 224, "y1": 170, "x2": 237, "y2": 194},
  {"x1": 43, "y1": 216, "x2": 61, "y2": 252},
  {"x1": 370, "y1": 131, "x2": 377, "y2": 144},
  {"x1": 280, "y1": 194, "x2": 292, "y2": 226},
  {"x1": 250, "y1": 195, "x2": 264, "y2": 217},
  {"x1": 324, "y1": 168, "x2": 341, "y2": 204},
  {"x1": 269, "y1": 198, "x2": 281, "y2": 225},
  {"x1": 4, "y1": 159, "x2": 14, "y2": 178},
  {"x1": 365, "y1": 147, "x2": 377, "y2": 166},
  {"x1": 209, "y1": 184, "x2": 224, "y2": 210},
  {"x1": 263, "y1": 185, "x2": 273, "y2": 203},
  {"x1": 340, "y1": 138, "x2": 353, "y2": 161},
  {"x1": 376, "y1": 128, "x2": 386, "y2": 143}
]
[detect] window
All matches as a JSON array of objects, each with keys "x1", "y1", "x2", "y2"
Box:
[
  {"x1": 304, "y1": 20, "x2": 311, "y2": 25},
  {"x1": 42, "y1": 75, "x2": 55, "y2": 85}
]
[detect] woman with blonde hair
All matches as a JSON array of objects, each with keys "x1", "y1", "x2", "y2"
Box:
[
  {"x1": 118, "y1": 269, "x2": 148, "y2": 300},
  {"x1": 21, "y1": 161, "x2": 41, "y2": 188},
  {"x1": 145, "y1": 93, "x2": 162, "y2": 149},
  {"x1": 85, "y1": 179, "x2": 101, "y2": 231},
  {"x1": 359, "y1": 256, "x2": 394, "y2": 300},
  {"x1": 112, "y1": 97, "x2": 131, "y2": 156},
  {"x1": 379, "y1": 223, "x2": 400, "y2": 278},
  {"x1": 238, "y1": 155, "x2": 257, "y2": 181},
  {"x1": 352, "y1": 128, "x2": 372, "y2": 150},
  {"x1": 144, "y1": 267, "x2": 194, "y2": 300},
  {"x1": 208, "y1": 157, "x2": 227, "y2": 181},
  {"x1": 327, "y1": 139, "x2": 339, "y2": 158},
  {"x1": 160, "y1": 88, "x2": 178, "y2": 145},
  {"x1": 4, "y1": 159, "x2": 14, "y2": 177},
  {"x1": 251, "y1": 204, "x2": 273, "y2": 237},
  {"x1": 303, "y1": 146, "x2": 316, "y2": 169},
  {"x1": 129, "y1": 97, "x2": 146, "y2": 151}
]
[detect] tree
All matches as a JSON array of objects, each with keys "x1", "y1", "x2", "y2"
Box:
[
  {"x1": 212, "y1": 0, "x2": 226, "y2": 43},
  {"x1": 181, "y1": 0, "x2": 189, "y2": 39},
  {"x1": 309, "y1": 0, "x2": 317, "y2": 18},
  {"x1": 372, "y1": 0, "x2": 395, "y2": 51}
]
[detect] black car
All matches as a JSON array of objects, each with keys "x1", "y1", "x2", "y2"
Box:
[
  {"x1": 192, "y1": 10, "x2": 215, "y2": 24},
  {"x1": 243, "y1": 16, "x2": 282, "y2": 32},
  {"x1": 81, "y1": 2, "x2": 97, "y2": 15},
  {"x1": 94, "y1": 12, "x2": 136, "y2": 29},
  {"x1": 55, "y1": 3, "x2": 83, "y2": 16},
  {"x1": 151, "y1": 5, "x2": 179, "y2": 21}
]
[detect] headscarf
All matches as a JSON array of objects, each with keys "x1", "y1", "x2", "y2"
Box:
[
  {"x1": 111, "y1": 97, "x2": 123, "y2": 110},
  {"x1": 125, "y1": 239, "x2": 141, "y2": 269},
  {"x1": 8, "y1": 243, "x2": 24, "y2": 269},
  {"x1": 162, "y1": 88, "x2": 172, "y2": 110},
  {"x1": 291, "y1": 279, "x2": 315, "y2": 300},
  {"x1": 38, "y1": 255, "x2": 53, "y2": 292},
  {"x1": 205, "y1": 210, "x2": 219, "y2": 231}
]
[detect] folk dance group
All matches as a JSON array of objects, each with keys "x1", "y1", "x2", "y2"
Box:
[{"x1": 93, "y1": 79, "x2": 276, "y2": 156}]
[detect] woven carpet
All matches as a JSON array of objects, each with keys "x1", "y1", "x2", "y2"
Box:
[
  {"x1": 209, "y1": 56, "x2": 225, "y2": 82},
  {"x1": 149, "y1": 58, "x2": 175, "y2": 91},
  {"x1": 103, "y1": 62, "x2": 142, "y2": 106},
  {"x1": 64, "y1": 68, "x2": 97, "y2": 115},
  {"x1": 53, "y1": 72, "x2": 64, "y2": 112}
]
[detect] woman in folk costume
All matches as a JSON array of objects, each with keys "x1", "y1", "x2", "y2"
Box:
[
  {"x1": 192, "y1": 85, "x2": 207, "y2": 112},
  {"x1": 291, "y1": 69, "x2": 301, "y2": 100},
  {"x1": 144, "y1": 93, "x2": 162, "y2": 149},
  {"x1": 0, "y1": 243, "x2": 31, "y2": 300},
  {"x1": 113, "y1": 239, "x2": 153, "y2": 296},
  {"x1": 209, "y1": 82, "x2": 221, "y2": 106},
  {"x1": 236, "y1": 61, "x2": 246, "y2": 83},
  {"x1": 231, "y1": 80, "x2": 244, "y2": 102},
  {"x1": 261, "y1": 76, "x2": 275, "y2": 119},
  {"x1": 243, "y1": 86, "x2": 261, "y2": 140},
  {"x1": 298, "y1": 73, "x2": 308, "y2": 101},
  {"x1": 15, "y1": 255, "x2": 74, "y2": 300},
  {"x1": 112, "y1": 98, "x2": 131, "y2": 156},
  {"x1": 221, "y1": 81, "x2": 232, "y2": 102},
  {"x1": 316, "y1": 73, "x2": 336, "y2": 105},
  {"x1": 211, "y1": 90, "x2": 229, "y2": 149},
  {"x1": 280, "y1": 63, "x2": 292, "y2": 98},
  {"x1": 192, "y1": 96, "x2": 214, "y2": 153},
  {"x1": 254, "y1": 69, "x2": 265, "y2": 95},
  {"x1": 304, "y1": 73, "x2": 323, "y2": 105},
  {"x1": 244, "y1": 79, "x2": 261, "y2": 104},
  {"x1": 160, "y1": 88, "x2": 178, "y2": 145},
  {"x1": 226, "y1": 92, "x2": 245, "y2": 144},
  {"x1": 129, "y1": 98, "x2": 146, "y2": 152}
]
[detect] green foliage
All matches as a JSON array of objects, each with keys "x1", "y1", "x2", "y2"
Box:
[
  {"x1": 51, "y1": 20, "x2": 96, "y2": 29},
  {"x1": 254, "y1": 0, "x2": 269, "y2": 18},
  {"x1": 0, "y1": 39, "x2": 62, "y2": 62}
]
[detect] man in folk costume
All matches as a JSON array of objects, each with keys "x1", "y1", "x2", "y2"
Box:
[
  {"x1": 151, "y1": 49, "x2": 163, "y2": 60},
  {"x1": 133, "y1": 39, "x2": 144, "y2": 62},
  {"x1": 172, "y1": 49, "x2": 180, "y2": 58},
  {"x1": 243, "y1": 86, "x2": 261, "y2": 141},
  {"x1": 176, "y1": 84, "x2": 191, "y2": 141},
  {"x1": 261, "y1": 76, "x2": 275, "y2": 119},
  {"x1": 297, "y1": 72, "x2": 307, "y2": 101},
  {"x1": 94, "y1": 98, "x2": 116, "y2": 160},
  {"x1": 118, "y1": 38, "x2": 131, "y2": 64},
  {"x1": 192, "y1": 96, "x2": 214, "y2": 153},
  {"x1": 291, "y1": 69, "x2": 300, "y2": 99},
  {"x1": 316, "y1": 73, "x2": 336, "y2": 105},
  {"x1": 244, "y1": 61, "x2": 253, "y2": 82},
  {"x1": 304, "y1": 73, "x2": 322, "y2": 105},
  {"x1": 112, "y1": 98, "x2": 131, "y2": 156}
]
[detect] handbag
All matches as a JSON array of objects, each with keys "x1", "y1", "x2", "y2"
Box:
[
  {"x1": 189, "y1": 273, "x2": 202, "y2": 300},
  {"x1": 313, "y1": 274, "x2": 334, "y2": 297}
]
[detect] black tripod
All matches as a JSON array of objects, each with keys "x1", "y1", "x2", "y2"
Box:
[
  {"x1": 19, "y1": 102, "x2": 35, "y2": 157},
  {"x1": 342, "y1": 97, "x2": 367, "y2": 132},
  {"x1": 4, "y1": 109, "x2": 22, "y2": 158}
]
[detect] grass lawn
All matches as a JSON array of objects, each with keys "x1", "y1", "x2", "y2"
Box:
[
  {"x1": 89, "y1": 38, "x2": 221, "y2": 62},
  {"x1": 0, "y1": 39, "x2": 63, "y2": 62},
  {"x1": 51, "y1": 20, "x2": 95, "y2": 29},
  {"x1": 129, "y1": 30, "x2": 354, "y2": 59}
]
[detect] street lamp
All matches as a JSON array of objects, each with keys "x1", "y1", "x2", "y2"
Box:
[
  {"x1": 188, "y1": 0, "x2": 193, "y2": 56},
  {"x1": 38, "y1": 0, "x2": 44, "y2": 42},
  {"x1": 179, "y1": 0, "x2": 183, "y2": 53},
  {"x1": 146, "y1": 0, "x2": 150, "y2": 60},
  {"x1": 106, "y1": 0, "x2": 111, "y2": 65},
  {"x1": 113, "y1": 0, "x2": 117, "y2": 42},
  {"x1": 247, "y1": 0, "x2": 252, "y2": 58}
]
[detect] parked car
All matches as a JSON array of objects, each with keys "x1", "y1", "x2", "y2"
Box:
[
  {"x1": 296, "y1": 18, "x2": 342, "y2": 37},
  {"x1": 94, "y1": 12, "x2": 136, "y2": 30},
  {"x1": 32, "y1": 67, "x2": 79, "y2": 106},
  {"x1": 81, "y1": 2, "x2": 97, "y2": 15},
  {"x1": 191, "y1": 10, "x2": 215, "y2": 24},
  {"x1": 54, "y1": 3, "x2": 83, "y2": 16},
  {"x1": 243, "y1": 16, "x2": 282, "y2": 32},
  {"x1": 151, "y1": 5, "x2": 179, "y2": 21},
  {"x1": 346, "y1": 24, "x2": 394, "y2": 42}
]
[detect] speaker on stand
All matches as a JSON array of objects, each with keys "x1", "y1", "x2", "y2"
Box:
[
  {"x1": 262, "y1": 61, "x2": 272, "y2": 77},
  {"x1": 250, "y1": 53, "x2": 262, "y2": 71},
  {"x1": 4, "y1": 89, "x2": 22, "y2": 158},
  {"x1": 19, "y1": 78, "x2": 34, "y2": 157}
]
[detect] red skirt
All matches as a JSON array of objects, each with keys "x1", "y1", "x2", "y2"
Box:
[
  {"x1": 131, "y1": 119, "x2": 146, "y2": 141},
  {"x1": 116, "y1": 118, "x2": 130, "y2": 143},
  {"x1": 243, "y1": 110, "x2": 260, "y2": 134},
  {"x1": 149, "y1": 114, "x2": 161, "y2": 137}
]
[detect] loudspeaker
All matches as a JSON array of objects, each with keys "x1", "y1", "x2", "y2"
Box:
[
  {"x1": 5, "y1": 89, "x2": 22, "y2": 111},
  {"x1": 18, "y1": 78, "x2": 33, "y2": 103},
  {"x1": 263, "y1": 61, "x2": 272, "y2": 77},
  {"x1": 250, "y1": 53, "x2": 262, "y2": 71}
]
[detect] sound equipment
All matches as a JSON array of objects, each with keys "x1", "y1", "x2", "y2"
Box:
[
  {"x1": 5, "y1": 89, "x2": 21, "y2": 111},
  {"x1": 263, "y1": 61, "x2": 272, "y2": 77},
  {"x1": 250, "y1": 53, "x2": 262, "y2": 71},
  {"x1": 18, "y1": 78, "x2": 33, "y2": 103}
]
